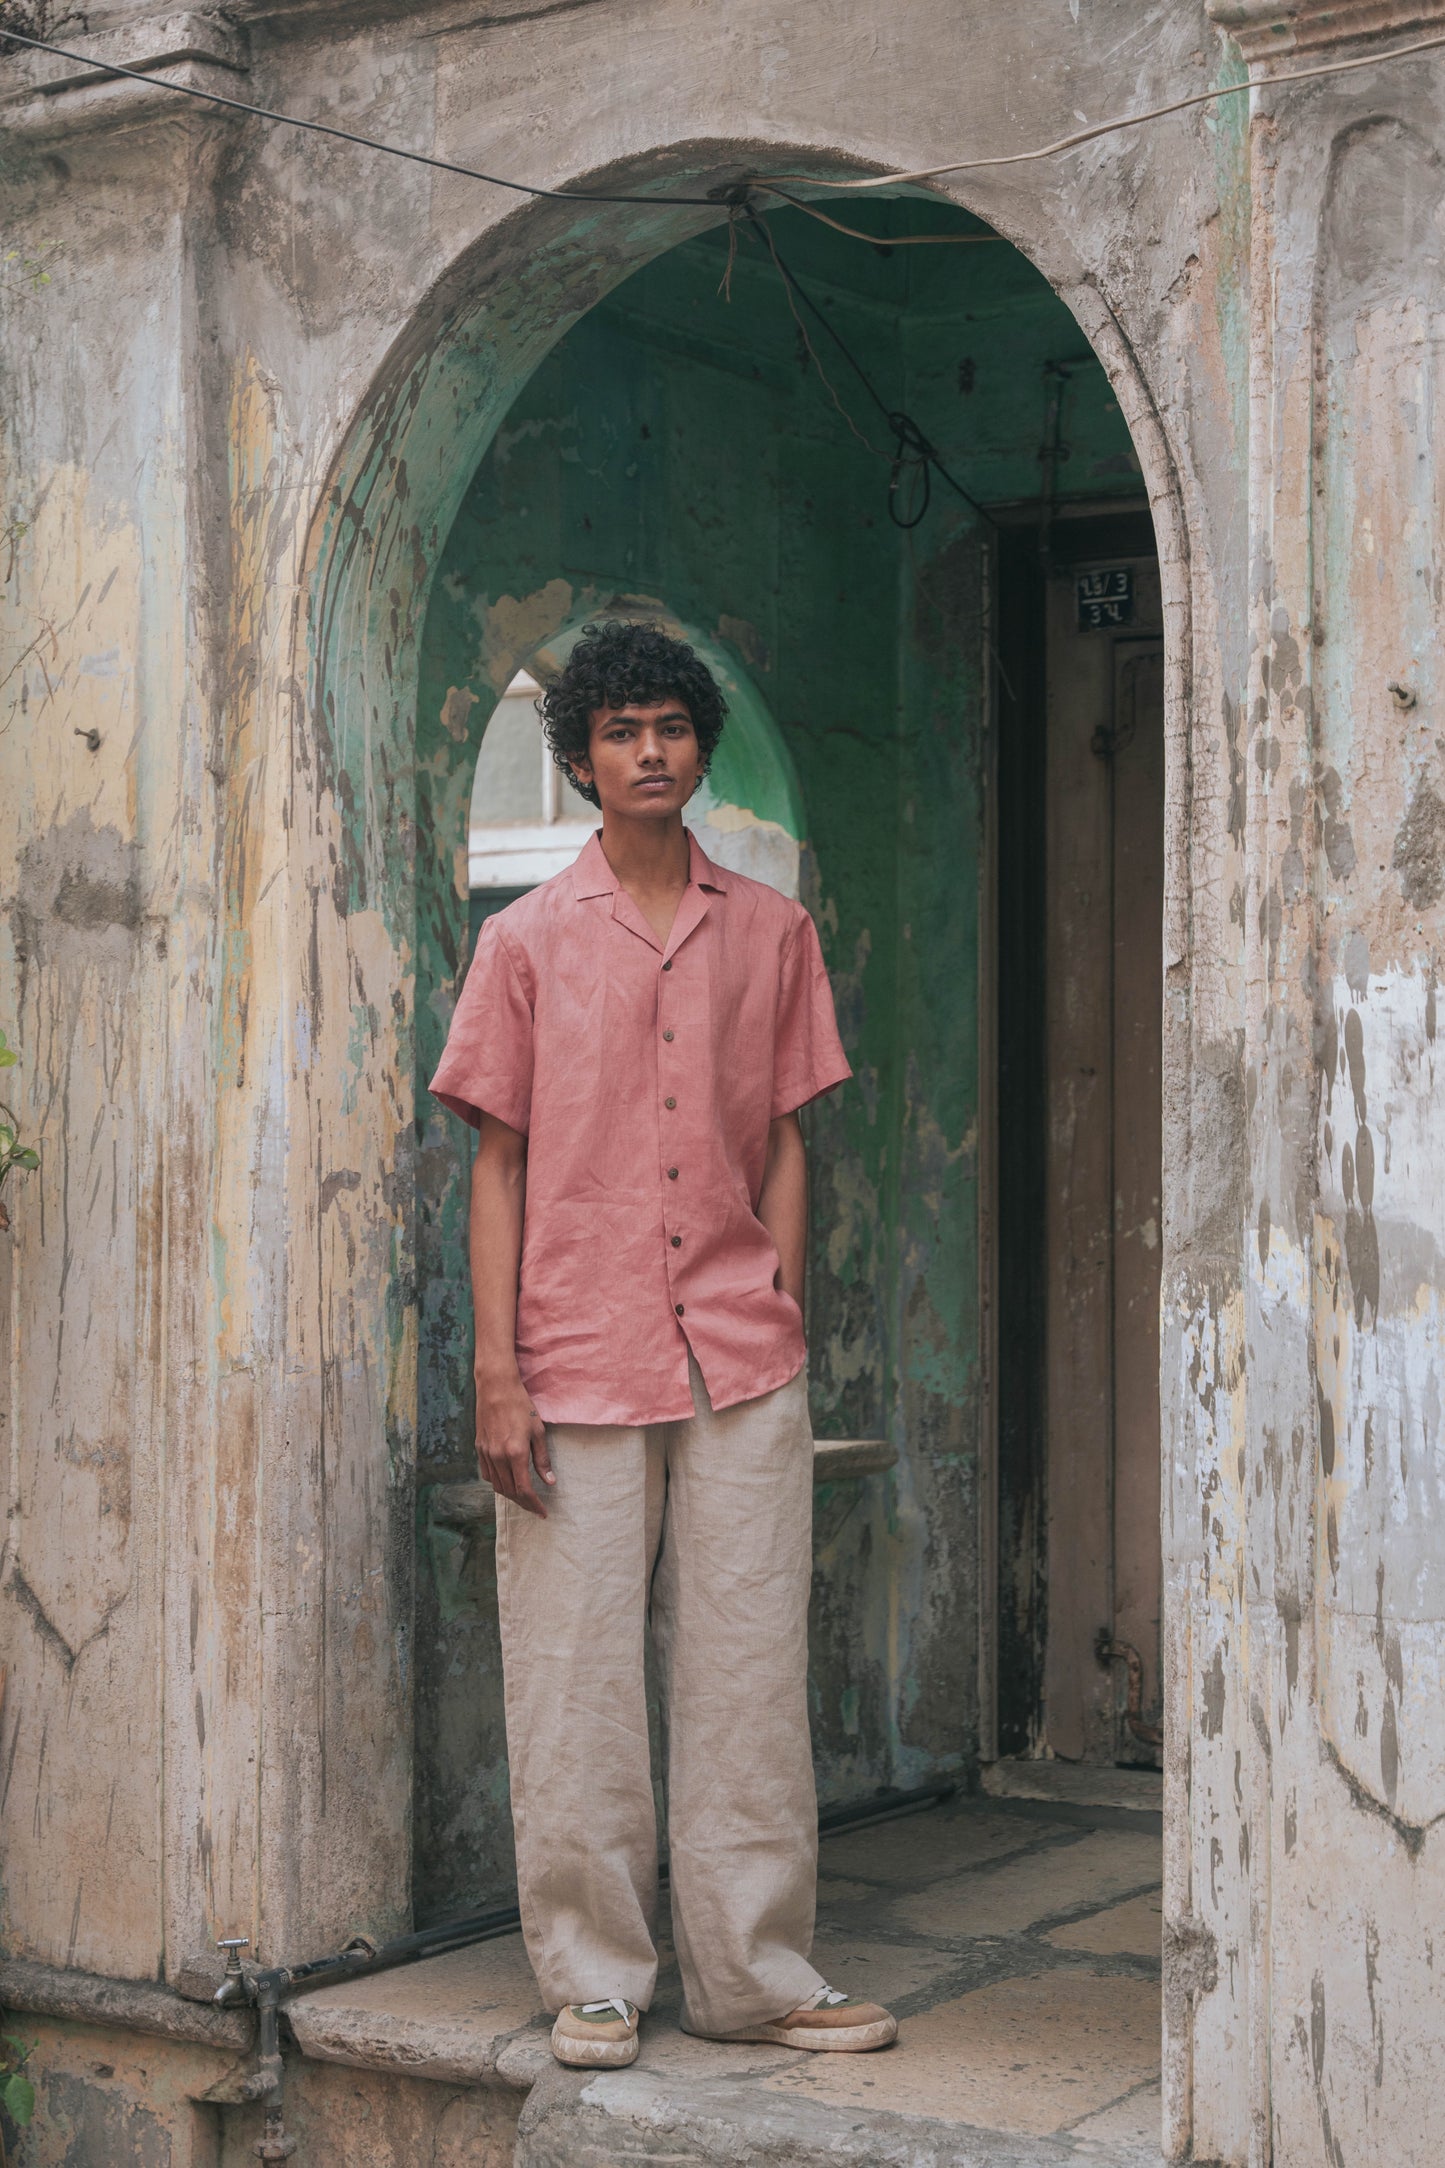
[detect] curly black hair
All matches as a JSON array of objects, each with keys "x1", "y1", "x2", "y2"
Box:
[{"x1": 539, "y1": 621, "x2": 728, "y2": 808}]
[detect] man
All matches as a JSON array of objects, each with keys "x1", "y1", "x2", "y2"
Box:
[{"x1": 431, "y1": 620, "x2": 896, "y2": 2069}]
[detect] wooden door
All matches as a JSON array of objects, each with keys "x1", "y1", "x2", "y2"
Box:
[{"x1": 1040, "y1": 557, "x2": 1164, "y2": 1763}]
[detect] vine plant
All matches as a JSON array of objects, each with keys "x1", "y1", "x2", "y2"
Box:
[
  {"x1": 0, "y1": 2032, "x2": 36, "y2": 2157},
  {"x1": 0, "y1": 1030, "x2": 38, "y2": 1231}
]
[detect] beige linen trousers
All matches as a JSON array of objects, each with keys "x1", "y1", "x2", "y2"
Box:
[{"x1": 494, "y1": 1354, "x2": 825, "y2": 2036}]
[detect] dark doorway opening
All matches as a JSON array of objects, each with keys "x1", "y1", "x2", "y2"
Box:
[{"x1": 994, "y1": 509, "x2": 1165, "y2": 1765}]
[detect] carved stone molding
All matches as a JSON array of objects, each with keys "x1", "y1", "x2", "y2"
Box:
[
  {"x1": 1208, "y1": 0, "x2": 1445, "y2": 60},
  {"x1": 0, "y1": 8, "x2": 247, "y2": 138}
]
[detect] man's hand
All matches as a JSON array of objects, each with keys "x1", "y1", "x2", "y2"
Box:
[
  {"x1": 468, "y1": 1112, "x2": 552, "y2": 1515},
  {"x1": 476, "y1": 1369, "x2": 555, "y2": 1518},
  {"x1": 758, "y1": 1111, "x2": 808, "y2": 1309}
]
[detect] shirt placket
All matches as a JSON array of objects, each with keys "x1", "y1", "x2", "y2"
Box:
[{"x1": 658, "y1": 948, "x2": 688, "y2": 1323}]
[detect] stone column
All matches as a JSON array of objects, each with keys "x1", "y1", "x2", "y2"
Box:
[
  {"x1": 1201, "y1": 7, "x2": 1445, "y2": 2161},
  {"x1": 0, "y1": 12, "x2": 255, "y2": 1987},
  {"x1": 0, "y1": 7, "x2": 418, "y2": 1998}
]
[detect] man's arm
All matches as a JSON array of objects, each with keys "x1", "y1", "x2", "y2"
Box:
[
  {"x1": 757, "y1": 1110, "x2": 808, "y2": 1308},
  {"x1": 470, "y1": 1112, "x2": 554, "y2": 1517}
]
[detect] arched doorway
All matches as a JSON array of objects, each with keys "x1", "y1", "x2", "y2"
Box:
[
  {"x1": 385, "y1": 192, "x2": 1165, "y2": 1919},
  {"x1": 300, "y1": 164, "x2": 1183, "y2": 2147}
]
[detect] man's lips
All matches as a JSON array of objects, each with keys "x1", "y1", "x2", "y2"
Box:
[{"x1": 634, "y1": 775, "x2": 676, "y2": 790}]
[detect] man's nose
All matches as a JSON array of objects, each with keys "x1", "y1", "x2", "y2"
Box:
[{"x1": 636, "y1": 731, "x2": 667, "y2": 765}]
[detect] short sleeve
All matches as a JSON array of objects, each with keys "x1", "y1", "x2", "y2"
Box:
[
  {"x1": 429, "y1": 917, "x2": 534, "y2": 1133},
  {"x1": 771, "y1": 911, "x2": 852, "y2": 1120}
]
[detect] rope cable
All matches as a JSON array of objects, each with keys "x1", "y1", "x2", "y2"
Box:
[
  {"x1": 754, "y1": 185, "x2": 1002, "y2": 246},
  {"x1": 4, "y1": 24, "x2": 1444, "y2": 217},
  {"x1": 10, "y1": 20, "x2": 1442, "y2": 538},
  {"x1": 765, "y1": 27, "x2": 1445, "y2": 190},
  {"x1": 742, "y1": 212, "x2": 996, "y2": 532}
]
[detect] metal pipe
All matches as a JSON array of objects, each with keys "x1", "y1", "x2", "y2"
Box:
[
  {"x1": 1095, "y1": 1634, "x2": 1165, "y2": 1752},
  {"x1": 247, "y1": 1979, "x2": 295, "y2": 2162},
  {"x1": 217, "y1": 1777, "x2": 958, "y2": 2011},
  {"x1": 213, "y1": 1773, "x2": 959, "y2": 2157}
]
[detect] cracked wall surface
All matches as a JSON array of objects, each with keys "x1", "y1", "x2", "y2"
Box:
[{"x1": 2, "y1": 0, "x2": 1444, "y2": 2160}]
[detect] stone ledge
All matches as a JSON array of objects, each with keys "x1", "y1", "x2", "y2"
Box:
[
  {"x1": 426, "y1": 1436, "x2": 897, "y2": 1530},
  {"x1": 1207, "y1": 0, "x2": 1445, "y2": 60},
  {"x1": 288, "y1": 1937, "x2": 550, "y2": 2091},
  {"x1": 519, "y1": 2066, "x2": 1163, "y2": 2168},
  {"x1": 0, "y1": 1955, "x2": 255, "y2": 2052},
  {"x1": 982, "y1": 1763, "x2": 1164, "y2": 1816},
  {"x1": 0, "y1": 9, "x2": 249, "y2": 138},
  {"x1": 287, "y1": 1798, "x2": 1168, "y2": 2166}
]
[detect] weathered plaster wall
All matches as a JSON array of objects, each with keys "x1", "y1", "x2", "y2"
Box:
[
  {"x1": 407, "y1": 202, "x2": 1141, "y2": 1915},
  {"x1": 1, "y1": 0, "x2": 1226, "y2": 2133},
  {"x1": 0, "y1": 106, "x2": 212, "y2": 1985},
  {"x1": 0, "y1": 2012, "x2": 520, "y2": 2168},
  {"x1": 18, "y1": 0, "x2": 1445, "y2": 2161}
]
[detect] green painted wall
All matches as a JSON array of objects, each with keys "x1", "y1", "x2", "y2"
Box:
[{"x1": 411, "y1": 200, "x2": 1141, "y2": 1920}]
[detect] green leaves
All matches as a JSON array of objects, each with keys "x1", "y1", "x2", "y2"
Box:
[
  {"x1": 3, "y1": 2070, "x2": 35, "y2": 2126},
  {"x1": 1, "y1": 2033, "x2": 35, "y2": 2128},
  {"x1": 0, "y1": 1032, "x2": 38, "y2": 1206}
]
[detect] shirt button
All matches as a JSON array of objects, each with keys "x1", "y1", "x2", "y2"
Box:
[
  {"x1": 663, "y1": 1029, "x2": 674, "y2": 1042},
  {"x1": 665, "y1": 1096, "x2": 677, "y2": 1110},
  {"x1": 668, "y1": 1167, "x2": 679, "y2": 1180},
  {"x1": 671, "y1": 1235, "x2": 682, "y2": 1248},
  {"x1": 662, "y1": 960, "x2": 673, "y2": 971},
  {"x1": 675, "y1": 1303, "x2": 685, "y2": 1316}
]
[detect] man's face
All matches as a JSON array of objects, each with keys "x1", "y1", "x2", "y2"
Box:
[{"x1": 572, "y1": 698, "x2": 702, "y2": 820}]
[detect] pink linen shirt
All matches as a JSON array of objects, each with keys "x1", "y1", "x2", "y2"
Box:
[{"x1": 430, "y1": 828, "x2": 851, "y2": 1426}]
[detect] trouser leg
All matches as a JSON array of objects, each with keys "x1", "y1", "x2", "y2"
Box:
[
  {"x1": 495, "y1": 1421, "x2": 665, "y2": 2011},
  {"x1": 652, "y1": 1359, "x2": 824, "y2": 2036}
]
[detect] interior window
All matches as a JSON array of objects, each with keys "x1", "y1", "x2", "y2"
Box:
[{"x1": 468, "y1": 669, "x2": 594, "y2": 891}]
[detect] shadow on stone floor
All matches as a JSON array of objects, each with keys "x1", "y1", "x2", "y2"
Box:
[{"x1": 293, "y1": 1786, "x2": 1166, "y2": 2166}]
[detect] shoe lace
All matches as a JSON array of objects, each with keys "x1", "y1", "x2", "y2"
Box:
[
  {"x1": 577, "y1": 1998, "x2": 633, "y2": 2022},
  {"x1": 800, "y1": 1985, "x2": 851, "y2": 2010}
]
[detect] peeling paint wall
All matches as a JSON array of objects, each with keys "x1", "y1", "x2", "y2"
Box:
[{"x1": 6, "y1": 0, "x2": 1445, "y2": 2159}]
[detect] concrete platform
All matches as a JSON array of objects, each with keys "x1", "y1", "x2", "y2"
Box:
[{"x1": 291, "y1": 1790, "x2": 1165, "y2": 2165}]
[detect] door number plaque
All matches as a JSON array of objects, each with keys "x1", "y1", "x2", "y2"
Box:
[{"x1": 1076, "y1": 566, "x2": 1134, "y2": 630}]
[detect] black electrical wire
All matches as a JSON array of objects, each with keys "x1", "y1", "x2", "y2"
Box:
[
  {"x1": 771, "y1": 26, "x2": 1445, "y2": 191},
  {"x1": 8, "y1": 23, "x2": 1445, "y2": 218},
  {"x1": 743, "y1": 211, "x2": 996, "y2": 532},
  {"x1": 0, "y1": 27, "x2": 721, "y2": 207}
]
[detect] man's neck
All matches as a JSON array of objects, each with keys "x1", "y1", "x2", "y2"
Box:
[{"x1": 598, "y1": 811, "x2": 691, "y2": 899}]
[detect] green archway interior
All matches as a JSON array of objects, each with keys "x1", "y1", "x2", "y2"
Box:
[{"x1": 411, "y1": 196, "x2": 1143, "y2": 1919}]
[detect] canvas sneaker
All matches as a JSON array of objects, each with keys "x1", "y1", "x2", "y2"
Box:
[
  {"x1": 550, "y1": 1997, "x2": 641, "y2": 2067},
  {"x1": 697, "y1": 1984, "x2": 897, "y2": 2052}
]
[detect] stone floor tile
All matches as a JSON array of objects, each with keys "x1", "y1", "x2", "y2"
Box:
[
  {"x1": 633, "y1": 2023, "x2": 786, "y2": 2080},
  {"x1": 983, "y1": 1763, "x2": 1163, "y2": 1815},
  {"x1": 892, "y1": 1827, "x2": 1161, "y2": 1938},
  {"x1": 1047, "y1": 1889, "x2": 1163, "y2": 1959},
  {"x1": 819, "y1": 1805, "x2": 1060, "y2": 1886},
  {"x1": 1068, "y1": 2076, "x2": 1164, "y2": 2148},
  {"x1": 759, "y1": 1968, "x2": 1160, "y2": 2138},
  {"x1": 815, "y1": 1875, "x2": 875, "y2": 1902},
  {"x1": 806, "y1": 1926, "x2": 965, "y2": 2007}
]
